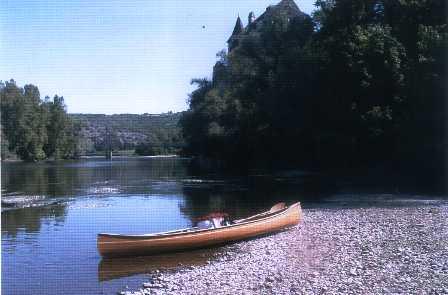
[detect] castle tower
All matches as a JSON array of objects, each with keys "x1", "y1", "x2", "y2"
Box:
[
  {"x1": 248, "y1": 12, "x2": 256, "y2": 24},
  {"x1": 227, "y1": 16, "x2": 244, "y2": 52},
  {"x1": 226, "y1": 0, "x2": 305, "y2": 52},
  {"x1": 277, "y1": 0, "x2": 301, "y2": 13}
]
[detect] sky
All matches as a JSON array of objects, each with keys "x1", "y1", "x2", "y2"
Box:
[{"x1": 1, "y1": 0, "x2": 315, "y2": 114}]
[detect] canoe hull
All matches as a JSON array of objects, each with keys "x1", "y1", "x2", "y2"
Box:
[{"x1": 98, "y1": 202, "x2": 301, "y2": 257}]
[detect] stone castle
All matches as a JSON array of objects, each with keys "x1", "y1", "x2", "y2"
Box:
[
  {"x1": 212, "y1": 0, "x2": 307, "y2": 85},
  {"x1": 226, "y1": 0, "x2": 307, "y2": 52}
]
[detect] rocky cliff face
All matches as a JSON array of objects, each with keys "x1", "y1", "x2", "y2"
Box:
[{"x1": 70, "y1": 112, "x2": 183, "y2": 152}]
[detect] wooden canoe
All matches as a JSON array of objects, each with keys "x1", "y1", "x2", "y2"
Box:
[{"x1": 97, "y1": 202, "x2": 302, "y2": 257}]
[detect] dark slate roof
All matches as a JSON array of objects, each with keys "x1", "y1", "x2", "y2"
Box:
[
  {"x1": 276, "y1": 0, "x2": 301, "y2": 14},
  {"x1": 249, "y1": 0, "x2": 306, "y2": 29},
  {"x1": 226, "y1": 0, "x2": 308, "y2": 49},
  {"x1": 227, "y1": 16, "x2": 244, "y2": 42}
]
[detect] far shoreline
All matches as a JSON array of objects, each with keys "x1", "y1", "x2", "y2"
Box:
[
  {"x1": 80, "y1": 154, "x2": 182, "y2": 159},
  {"x1": 1, "y1": 155, "x2": 445, "y2": 194},
  {"x1": 1, "y1": 154, "x2": 186, "y2": 162}
]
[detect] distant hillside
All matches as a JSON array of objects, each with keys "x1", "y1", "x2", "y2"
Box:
[{"x1": 70, "y1": 112, "x2": 184, "y2": 154}]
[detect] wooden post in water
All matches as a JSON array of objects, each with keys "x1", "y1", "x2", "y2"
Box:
[
  {"x1": 105, "y1": 150, "x2": 113, "y2": 160},
  {"x1": 105, "y1": 127, "x2": 113, "y2": 160}
]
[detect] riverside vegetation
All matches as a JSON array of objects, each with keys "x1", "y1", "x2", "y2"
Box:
[
  {"x1": 2, "y1": 0, "x2": 446, "y2": 190},
  {"x1": 0, "y1": 80, "x2": 184, "y2": 161},
  {"x1": 1, "y1": 2, "x2": 447, "y2": 294},
  {"x1": 1, "y1": 80, "x2": 81, "y2": 161},
  {"x1": 179, "y1": 0, "x2": 447, "y2": 189}
]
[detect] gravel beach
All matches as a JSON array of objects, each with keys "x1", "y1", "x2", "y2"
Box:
[{"x1": 121, "y1": 196, "x2": 448, "y2": 295}]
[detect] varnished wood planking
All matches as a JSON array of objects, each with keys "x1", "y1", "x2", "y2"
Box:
[{"x1": 98, "y1": 202, "x2": 302, "y2": 257}]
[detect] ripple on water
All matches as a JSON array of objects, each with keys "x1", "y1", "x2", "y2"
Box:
[
  {"x1": 85, "y1": 186, "x2": 121, "y2": 194},
  {"x1": 1, "y1": 195, "x2": 58, "y2": 211},
  {"x1": 68, "y1": 200, "x2": 111, "y2": 210}
]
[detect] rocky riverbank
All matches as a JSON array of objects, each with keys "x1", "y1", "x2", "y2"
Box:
[{"x1": 120, "y1": 196, "x2": 448, "y2": 295}]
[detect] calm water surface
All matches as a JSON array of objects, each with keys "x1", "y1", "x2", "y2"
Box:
[
  {"x1": 3, "y1": 157, "x2": 444, "y2": 295},
  {"x1": 2, "y1": 157, "x2": 314, "y2": 295}
]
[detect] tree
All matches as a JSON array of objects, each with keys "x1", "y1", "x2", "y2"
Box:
[
  {"x1": 1, "y1": 80, "x2": 80, "y2": 161},
  {"x1": 181, "y1": 0, "x2": 446, "y2": 177},
  {"x1": 0, "y1": 80, "x2": 47, "y2": 161}
]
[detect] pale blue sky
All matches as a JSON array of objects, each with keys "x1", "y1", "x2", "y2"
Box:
[{"x1": 1, "y1": 0, "x2": 315, "y2": 114}]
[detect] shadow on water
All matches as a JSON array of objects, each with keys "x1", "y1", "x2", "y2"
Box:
[{"x1": 179, "y1": 172, "x2": 337, "y2": 220}]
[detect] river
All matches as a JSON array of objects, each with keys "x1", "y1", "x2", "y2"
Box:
[
  {"x1": 2, "y1": 157, "x2": 326, "y2": 295},
  {"x1": 2, "y1": 157, "x2": 445, "y2": 295}
]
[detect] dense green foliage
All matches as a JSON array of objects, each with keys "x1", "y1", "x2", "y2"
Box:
[
  {"x1": 181, "y1": 0, "x2": 447, "y2": 177},
  {"x1": 1, "y1": 80, "x2": 82, "y2": 161},
  {"x1": 70, "y1": 113, "x2": 184, "y2": 156},
  {"x1": 0, "y1": 82, "x2": 184, "y2": 160}
]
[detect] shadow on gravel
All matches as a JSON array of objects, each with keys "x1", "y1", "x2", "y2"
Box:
[{"x1": 303, "y1": 194, "x2": 448, "y2": 210}]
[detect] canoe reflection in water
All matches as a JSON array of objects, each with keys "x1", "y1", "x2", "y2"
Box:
[{"x1": 98, "y1": 248, "x2": 219, "y2": 281}]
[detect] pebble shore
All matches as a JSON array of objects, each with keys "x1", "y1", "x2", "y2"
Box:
[{"x1": 121, "y1": 197, "x2": 448, "y2": 295}]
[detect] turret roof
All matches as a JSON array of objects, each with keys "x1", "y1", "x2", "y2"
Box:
[
  {"x1": 250, "y1": 0, "x2": 305, "y2": 28},
  {"x1": 231, "y1": 16, "x2": 243, "y2": 36}
]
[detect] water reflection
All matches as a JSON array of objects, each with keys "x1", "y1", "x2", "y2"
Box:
[
  {"x1": 1, "y1": 203, "x2": 67, "y2": 238},
  {"x1": 179, "y1": 178, "x2": 324, "y2": 221},
  {"x1": 98, "y1": 248, "x2": 219, "y2": 281},
  {"x1": 1, "y1": 157, "x2": 189, "y2": 200},
  {"x1": 2, "y1": 162, "x2": 81, "y2": 198},
  {"x1": 1, "y1": 157, "x2": 335, "y2": 295}
]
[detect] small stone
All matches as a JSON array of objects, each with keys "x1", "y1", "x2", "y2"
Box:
[
  {"x1": 155, "y1": 283, "x2": 164, "y2": 289},
  {"x1": 117, "y1": 204, "x2": 448, "y2": 295}
]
